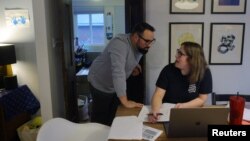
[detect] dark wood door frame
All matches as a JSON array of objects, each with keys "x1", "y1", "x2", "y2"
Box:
[
  {"x1": 125, "y1": 0, "x2": 146, "y2": 104},
  {"x1": 62, "y1": 0, "x2": 146, "y2": 122},
  {"x1": 62, "y1": 2, "x2": 79, "y2": 122},
  {"x1": 125, "y1": 0, "x2": 145, "y2": 33}
]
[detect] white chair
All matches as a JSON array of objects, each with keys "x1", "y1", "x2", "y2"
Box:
[{"x1": 36, "y1": 118, "x2": 110, "y2": 141}]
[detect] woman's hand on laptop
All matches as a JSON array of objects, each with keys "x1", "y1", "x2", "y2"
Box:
[
  {"x1": 175, "y1": 103, "x2": 186, "y2": 108},
  {"x1": 175, "y1": 103, "x2": 191, "y2": 108}
]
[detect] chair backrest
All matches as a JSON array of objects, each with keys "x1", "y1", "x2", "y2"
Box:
[
  {"x1": 212, "y1": 92, "x2": 250, "y2": 105},
  {"x1": 36, "y1": 117, "x2": 110, "y2": 141}
]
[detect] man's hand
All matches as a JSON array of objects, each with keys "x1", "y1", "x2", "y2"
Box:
[
  {"x1": 119, "y1": 95, "x2": 143, "y2": 108},
  {"x1": 132, "y1": 64, "x2": 142, "y2": 76},
  {"x1": 123, "y1": 100, "x2": 143, "y2": 108}
]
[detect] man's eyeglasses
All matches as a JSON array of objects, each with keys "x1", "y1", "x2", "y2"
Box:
[
  {"x1": 138, "y1": 34, "x2": 156, "y2": 46},
  {"x1": 176, "y1": 49, "x2": 187, "y2": 57}
]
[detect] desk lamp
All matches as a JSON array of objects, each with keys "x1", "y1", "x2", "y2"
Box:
[{"x1": 0, "y1": 44, "x2": 17, "y2": 90}]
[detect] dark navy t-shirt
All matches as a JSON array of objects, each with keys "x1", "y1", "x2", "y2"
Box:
[{"x1": 156, "y1": 63, "x2": 212, "y2": 103}]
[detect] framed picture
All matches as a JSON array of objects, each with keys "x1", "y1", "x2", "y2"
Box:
[
  {"x1": 212, "y1": 0, "x2": 246, "y2": 14},
  {"x1": 170, "y1": 0, "x2": 205, "y2": 14},
  {"x1": 169, "y1": 23, "x2": 204, "y2": 63},
  {"x1": 209, "y1": 23, "x2": 245, "y2": 65}
]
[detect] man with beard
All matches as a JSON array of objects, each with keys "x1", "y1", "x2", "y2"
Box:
[{"x1": 88, "y1": 22, "x2": 155, "y2": 126}]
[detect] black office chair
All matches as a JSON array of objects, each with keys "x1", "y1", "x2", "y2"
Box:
[{"x1": 211, "y1": 92, "x2": 250, "y2": 105}]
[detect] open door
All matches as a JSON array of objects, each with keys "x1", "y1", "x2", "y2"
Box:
[
  {"x1": 61, "y1": 2, "x2": 79, "y2": 122},
  {"x1": 125, "y1": 0, "x2": 146, "y2": 103},
  {"x1": 60, "y1": 0, "x2": 146, "y2": 122}
]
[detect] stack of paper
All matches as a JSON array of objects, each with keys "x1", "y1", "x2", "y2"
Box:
[
  {"x1": 226, "y1": 103, "x2": 250, "y2": 121},
  {"x1": 108, "y1": 116, "x2": 143, "y2": 140}
]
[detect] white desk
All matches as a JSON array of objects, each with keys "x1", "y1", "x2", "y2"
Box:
[{"x1": 76, "y1": 67, "x2": 89, "y2": 76}]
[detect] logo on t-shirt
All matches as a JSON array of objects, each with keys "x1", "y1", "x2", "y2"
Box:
[{"x1": 188, "y1": 84, "x2": 196, "y2": 93}]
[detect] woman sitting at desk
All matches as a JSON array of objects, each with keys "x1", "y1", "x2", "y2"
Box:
[{"x1": 149, "y1": 41, "x2": 212, "y2": 123}]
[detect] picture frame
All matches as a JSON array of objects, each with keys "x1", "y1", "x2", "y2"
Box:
[
  {"x1": 209, "y1": 23, "x2": 245, "y2": 65},
  {"x1": 169, "y1": 22, "x2": 204, "y2": 63},
  {"x1": 211, "y1": 0, "x2": 246, "y2": 14},
  {"x1": 170, "y1": 0, "x2": 205, "y2": 14}
]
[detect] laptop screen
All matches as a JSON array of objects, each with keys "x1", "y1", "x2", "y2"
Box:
[{"x1": 164, "y1": 107, "x2": 229, "y2": 137}]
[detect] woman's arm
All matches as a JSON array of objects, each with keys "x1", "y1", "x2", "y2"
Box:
[
  {"x1": 175, "y1": 94, "x2": 208, "y2": 108},
  {"x1": 148, "y1": 87, "x2": 166, "y2": 123}
]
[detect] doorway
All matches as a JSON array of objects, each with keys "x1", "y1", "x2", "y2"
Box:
[{"x1": 64, "y1": 0, "x2": 146, "y2": 122}]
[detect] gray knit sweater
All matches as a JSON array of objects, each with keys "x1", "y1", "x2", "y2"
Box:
[{"x1": 88, "y1": 34, "x2": 142, "y2": 97}]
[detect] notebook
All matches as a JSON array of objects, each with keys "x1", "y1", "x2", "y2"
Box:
[{"x1": 164, "y1": 107, "x2": 229, "y2": 137}]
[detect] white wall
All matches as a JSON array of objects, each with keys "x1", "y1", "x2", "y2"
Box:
[
  {"x1": 0, "y1": 0, "x2": 39, "y2": 100},
  {"x1": 32, "y1": 0, "x2": 65, "y2": 122},
  {"x1": 145, "y1": 0, "x2": 250, "y2": 105},
  {"x1": 32, "y1": 0, "x2": 53, "y2": 121},
  {"x1": 2, "y1": 0, "x2": 249, "y2": 122}
]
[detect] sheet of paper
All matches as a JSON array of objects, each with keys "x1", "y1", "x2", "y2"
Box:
[
  {"x1": 143, "y1": 125, "x2": 163, "y2": 141},
  {"x1": 108, "y1": 116, "x2": 143, "y2": 140},
  {"x1": 243, "y1": 108, "x2": 250, "y2": 121},
  {"x1": 226, "y1": 103, "x2": 250, "y2": 121},
  {"x1": 138, "y1": 103, "x2": 176, "y2": 122}
]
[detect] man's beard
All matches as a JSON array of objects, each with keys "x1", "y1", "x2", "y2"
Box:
[{"x1": 137, "y1": 46, "x2": 148, "y2": 54}]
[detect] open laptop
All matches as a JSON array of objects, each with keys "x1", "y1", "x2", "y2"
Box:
[{"x1": 164, "y1": 107, "x2": 229, "y2": 137}]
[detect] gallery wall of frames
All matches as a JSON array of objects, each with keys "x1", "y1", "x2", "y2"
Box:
[{"x1": 169, "y1": 0, "x2": 246, "y2": 65}]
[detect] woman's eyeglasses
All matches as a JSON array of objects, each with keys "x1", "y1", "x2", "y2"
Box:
[
  {"x1": 176, "y1": 49, "x2": 187, "y2": 57},
  {"x1": 138, "y1": 34, "x2": 156, "y2": 46}
]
